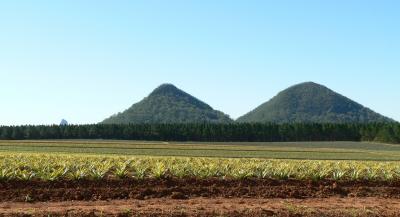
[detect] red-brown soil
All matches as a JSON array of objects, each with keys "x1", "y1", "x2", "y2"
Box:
[
  {"x1": 1, "y1": 198, "x2": 400, "y2": 217},
  {"x1": 1, "y1": 178, "x2": 400, "y2": 216}
]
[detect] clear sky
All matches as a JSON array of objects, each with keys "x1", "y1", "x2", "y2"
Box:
[{"x1": 0, "y1": 0, "x2": 399, "y2": 125}]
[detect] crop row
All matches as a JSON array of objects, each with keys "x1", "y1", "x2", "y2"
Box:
[{"x1": 0, "y1": 153, "x2": 400, "y2": 181}]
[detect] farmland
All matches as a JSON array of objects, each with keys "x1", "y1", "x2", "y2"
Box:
[
  {"x1": 1, "y1": 140, "x2": 400, "y2": 160},
  {"x1": 1, "y1": 140, "x2": 400, "y2": 216},
  {"x1": 2, "y1": 153, "x2": 400, "y2": 181}
]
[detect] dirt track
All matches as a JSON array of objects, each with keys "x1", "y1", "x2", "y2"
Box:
[
  {"x1": 1, "y1": 178, "x2": 400, "y2": 216},
  {"x1": 1, "y1": 197, "x2": 400, "y2": 217}
]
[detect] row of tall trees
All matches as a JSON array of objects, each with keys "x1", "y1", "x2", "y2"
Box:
[{"x1": 0, "y1": 123, "x2": 399, "y2": 144}]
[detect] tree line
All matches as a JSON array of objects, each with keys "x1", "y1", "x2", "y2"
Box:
[{"x1": 0, "y1": 123, "x2": 399, "y2": 144}]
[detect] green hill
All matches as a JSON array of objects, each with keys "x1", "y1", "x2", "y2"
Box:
[
  {"x1": 237, "y1": 82, "x2": 393, "y2": 123},
  {"x1": 102, "y1": 84, "x2": 232, "y2": 124}
]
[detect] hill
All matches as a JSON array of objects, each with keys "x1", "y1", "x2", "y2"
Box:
[
  {"x1": 102, "y1": 84, "x2": 232, "y2": 124},
  {"x1": 237, "y1": 82, "x2": 393, "y2": 123}
]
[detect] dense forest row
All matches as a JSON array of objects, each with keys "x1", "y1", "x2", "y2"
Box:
[{"x1": 0, "y1": 123, "x2": 399, "y2": 144}]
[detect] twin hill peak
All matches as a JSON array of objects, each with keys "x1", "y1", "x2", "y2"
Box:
[
  {"x1": 149, "y1": 83, "x2": 181, "y2": 96},
  {"x1": 102, "y1": 84, "x2": 232, "y2": 124},
  {"x1": 237, "y1": 82, "x2": 393, "y2": 123},
  {"x1": 102, "y1": 82, "x2": 393, "y2": 124}
]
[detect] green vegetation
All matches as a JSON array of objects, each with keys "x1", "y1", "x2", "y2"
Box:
[
  {"x1": 1, "y1": 140, "x2": 400, "y2": 160},
  {"x1": 102, "y1": 84, "x2": 232, "y2": 124},
  {"x1": 100, "y1": 82, "x2": 395, "y2": 125},
  {"x1": 1, "y1": 123, "x2": 400, "y2": 144},
  {"x1": 1, "y1": 153, "x2": 400, "y2": 181},
  {"x1": 237, "y1": 82, "x2": 393, "y2": 123}
]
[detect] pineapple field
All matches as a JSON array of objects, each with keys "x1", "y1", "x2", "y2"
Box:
[{"x1": 1, "y1": 141, "x2": 400, "y2": 216}]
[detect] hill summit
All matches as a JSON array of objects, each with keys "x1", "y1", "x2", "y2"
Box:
[
  {"x1": 102, "y1": 84, "x2": 232, "y2": 124},
  {"x1": 237, "y1": 82, "x2": 393, "y2": 123}
]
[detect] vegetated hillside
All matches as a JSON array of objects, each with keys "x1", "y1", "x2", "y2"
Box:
[
  {"x1": 237, "y1": 82, "x2": 393, "y2": 123},
  {"x1": 102, "y1": 84, "x2": 232, "y2": 124}
]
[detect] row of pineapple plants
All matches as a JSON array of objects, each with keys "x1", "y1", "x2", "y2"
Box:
[{"x1": 0, "y1": 153, "x2": 399, "y2": 182}]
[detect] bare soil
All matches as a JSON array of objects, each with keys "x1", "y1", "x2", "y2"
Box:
[
  {"x1": 1, "y1": 178, "x2": 400, "y2": 216},
  {"x1": 1, "y1": 197, "x2": 400, "y2": 217}
]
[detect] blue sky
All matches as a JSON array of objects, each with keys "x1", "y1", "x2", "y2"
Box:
[{"x1": 0, "y1": 0, "x2": 399, "y2": 125}]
